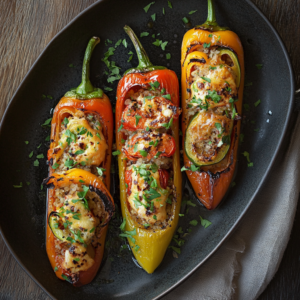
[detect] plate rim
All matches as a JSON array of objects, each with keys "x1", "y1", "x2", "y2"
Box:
[{"x1": 0, "y1": 0, "x2": 295, "y2": 299}]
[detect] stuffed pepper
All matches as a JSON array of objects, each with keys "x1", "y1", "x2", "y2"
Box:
[
  {"x1": 181, "y1": 0, "x2": 244, "y2": 210},
  {"x1": 116, "y1": 26, "x2": 182, "y2": 274},
  {"x1": 46, "y1": 37, "x2": 114, "y2": 285},
  {"x1": 44, "y1": 170, "x2": 114, "y2": 286}
]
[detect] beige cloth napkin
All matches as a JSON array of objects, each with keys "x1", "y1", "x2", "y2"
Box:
[{"x1": 163, "y1": 114, "x2": 299, "y2": 300}]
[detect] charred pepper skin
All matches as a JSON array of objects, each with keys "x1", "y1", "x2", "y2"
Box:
[
  {"x1": 181, "y1": 0, "x2": 244, "y2": 210},
  {"x1": 46, "y1": 37, "x2": 114, "y2": 285},
  {"x1": 116, "y1": 26, "x2": 182, "y2": 274}
]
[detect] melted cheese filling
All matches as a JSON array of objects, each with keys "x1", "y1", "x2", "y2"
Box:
[
  {"x1": 63, "y1": 243, "x2": 94, "y2": 273},
  {"x1": 53, "y1": 111, "x2": 107, "y2": 167},
  {"x1": 189, "y1": 54, "x2": 237, "y2": 111},
  {"x1": 127, "y1": 167, "x2": 171, "y2": 224},
  {"x1": 62, "y1": 194, "x2": 99, "y2": 243}
]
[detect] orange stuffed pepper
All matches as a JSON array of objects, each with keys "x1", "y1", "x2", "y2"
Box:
[
  {"x1": 181, "y1": 0, "x2": 244, "y2": 209},
  {"x1": 45, "y1": 37, "x2": 114, "y2": 286}
]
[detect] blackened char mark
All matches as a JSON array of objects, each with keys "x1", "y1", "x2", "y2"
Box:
[
  {"x1": 89, "y1": 185, "x2": 115, "y2": 223},
  {"x1": 189, "y1": 58, "x2": 206, "y2": 64},
  {"x1": 42, "y1": 176, "x2": 55, "y2": 189}
]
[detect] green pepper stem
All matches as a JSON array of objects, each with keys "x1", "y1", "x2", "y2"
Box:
[
  {"x1": 76, "y1": 37, "x2": 100, "y2": 95},
  {"x1": 206, "y1": 0, "x2": 217, "y2": 26},
  {"x1": 197, "y1": 0, "x2": 228, "y2": 32},
  {"x1": 124, "y1": 25, "x2": 153, "y2": 69}
]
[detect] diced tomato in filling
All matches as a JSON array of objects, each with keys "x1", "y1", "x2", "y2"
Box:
[
  {"x1": 122, "y1": 96, "x2": 181, "y2": 131},
  {"x1": 158, "y1": 169, "x2": 170, "y2": 189},
  {"x1": 123, "y1": 131, "x2": 176, "y2": 161},
  {"x1": 125, "y1": 169, "x2": 132, "y2": 195}
]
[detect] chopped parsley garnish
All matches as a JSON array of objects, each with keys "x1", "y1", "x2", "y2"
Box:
[
  {"x1": 208, "y1": 34, "x2": 213, "y2": 37},
  {"x1": 122, "y1": 39, "x2": 127, "y2": 48},
  {"x1": 199, "y1": 216, "x2": 212, "y2": 228},
  {"x1": 189, "y1": 220, "x2": 198, "y2": 226},
  {"x1": 187, "y1": 200, "x2": 196, "y2": 207},
  {"x1": 113, "y1": 150, "x2": 121, "y2": 156},
  {"x1": 170, "y1": 246, "x2": 181, "y2": 254},
  {"x1": 201, "y1": 76, "x2": 211, "y2": 83},
  {"x1": 29, "y1": 151, "x2": 33, "y2": 158},
  {"x1": 153, "y1": 39, "x2": 161, "y2": 46},
  {"x1": 243, "y1": 151, "x2": 253, "y2": 167},
  {"x1": 215, "y1": 122, "x2": 222, "y2": 132},
  {"x1": 209, "y1": 66, "x2": 217, "y2": 70},
  {"x1": 41, "y1": 118, "x2": 52, "y2": 127},
  {"x1": 189, "y1": 10, "x2": 197, "y2": 14},
  {"x1": 166, "y1": 53, "x2": 171, "y2": 60},
  {"x1": 89, "y1": 227, "x2": 95, "y2": 233},
  {"x1": 36, "y1": 154, "x2": 44, "y2": 159},
  {"x1": 254, "y1": 99, "x2": 261, "y2": 107},
  {"x1": 63, "y1": 118, "x2": 69, "y2": 126},
  {"x1": 162, "y1": 117, "x2": 173, "y2": 129},
  {"x1": 139, "y1": 150, "x2": 148, "y2": 157},
  {"x1": 154, "y1": 151, "x2": 162, "y2": 158},
  {"x1": 65, "y1": 158, "x2": 75, "y2": 168},
  {"x1": 140, "y1": 32, "x2": 149, "y2": 37},
  {"x1": 13, "y1": 182, "x2": 22, "y2": 188},
  {"x1": 145, "y1": 188, "x2": 161, "y2": 200},
  {"x1": 206, "y1": 90, "x2": 221, "y2": 103},
  {"x1": 162, "y1": 94, "x2": 171, "y2": 100},
  {"x1": 79, "y1": 179, "x2": 85, "y2": 183},
  {"x1": 149, "y1": 81, "x2": 160, "y2": 90},
  {"x1": 104, "y1": 86, "x2": 113, "y2": 91},
  {"x1": 203, "y1": 43, "x2": 211, "y2": 48},
  {"x1": 181, "y1": 166, "x2": 190, "y2": 172},
  {"x1": 256, "y1": 64, "x2": 263, "y2": 69},
  {"x1": 54, "y1": 267, "x2": 58, "y2": 272},
  {"x1": 134, "y1": 245, "x2": 140, "y2": 252},
  {"x1": 168, "y1": 1, "x2": 172, "y2": 8},
  {"x1": 96, "y1": 167, "x2": 106, "y2": 176},
  {"x1": 135, "y1": 114, "x2": 142, "y2": 126},
  {"x1": 182, "y1": 17, "x2": 189, "y2": 24},
  {"x1": 120, "y1": 228, "x2": 137, "y2": 243},
  {"x1": 33, "y1": 160, "x2": 39, "y2": 167},
  {"x1": 190, "y1": 164, "x2": 199, "y2": 172},
  {"x1": 25, "y1": 141, "x2": 29, "y2": 144},
  {"x1": 161, "y1": 41, "x2": 168, "y2": 50},
  {"x1": 144, "y1": 1, "x2": 155, "y2": 13},
  {"x1": 151, "y1": 13, "x2": 156, "y2": 21},
  {"x1": 52, "y1": 162, "x2": 59, "y2": 169},
  {"x1": 118, "y1": 124, "x2": 123, "y2": 132}
]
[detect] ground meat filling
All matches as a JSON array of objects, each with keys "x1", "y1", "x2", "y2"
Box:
[
  {"x1": 122, "y1": 86, "x2": 180, "y2": 230},
  {"x1": 50, "y1": 109, "x2": 108, "y2": 179},
  {"x1": 52, "y1": 183, "x2": 107, "y2": 275}
]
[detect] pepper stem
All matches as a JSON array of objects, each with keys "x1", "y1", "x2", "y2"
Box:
[
  {"x1": 76, "y1": 37, "x2": 100, "y2": 95},
  {"x1": 197, "y1": 0, "x2": 228, "y2": 32},
  {"x1": 124, "y1": 25, "x2": 165, "y2": 74},
  {"x1": 206, "y1": 0, "x2": 217, "y2": 26},
  {"x1": 124, "y1": 25, "x2": 154, "y2": 69}
]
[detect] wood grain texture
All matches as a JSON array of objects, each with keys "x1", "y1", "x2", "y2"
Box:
[{"x1": 0, "y1": 0, "x2": 299, "y2": 299}]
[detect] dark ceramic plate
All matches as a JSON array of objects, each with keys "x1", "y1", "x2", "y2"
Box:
[{"x1": 0, "y1": 0, "x2": 295, "y2": 299}]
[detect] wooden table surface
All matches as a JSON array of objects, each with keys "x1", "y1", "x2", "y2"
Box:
[{"x1": 0, "y1": 0, "x2": 299, "y2": 299}]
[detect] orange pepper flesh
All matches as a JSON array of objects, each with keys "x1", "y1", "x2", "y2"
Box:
[{"x1": 181, "y1": 28, "x2": 244, "y2": 210}]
